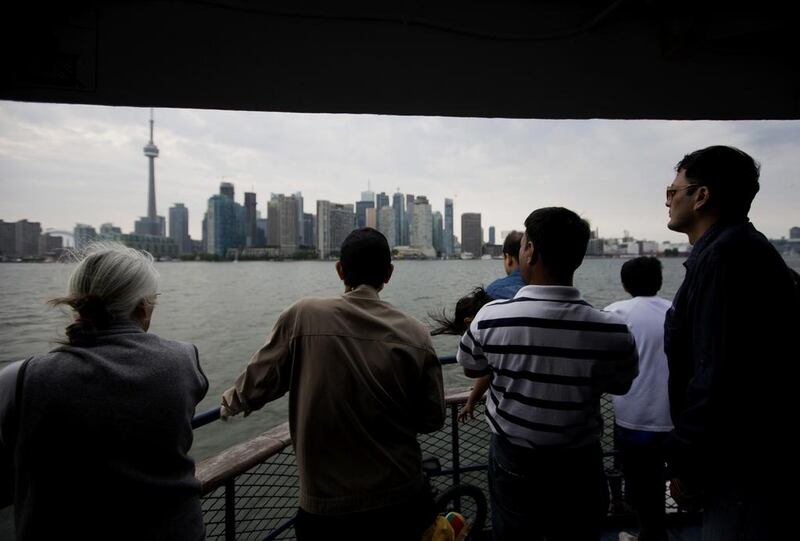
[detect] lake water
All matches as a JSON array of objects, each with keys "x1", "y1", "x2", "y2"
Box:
[{"x1": 1, "y1": 256, "x2": 798, "y2": 463}]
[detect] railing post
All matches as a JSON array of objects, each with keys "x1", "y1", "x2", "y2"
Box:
[
  {"x1": 225, "y1": 478, "x2": 236, "y2": 541},
  {"x1": 450, "y1": 403, "x2": 460, "y2": 487}
]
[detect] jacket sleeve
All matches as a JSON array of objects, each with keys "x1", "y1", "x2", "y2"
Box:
[
  {"x1": 414, "y1": 348, "x2": 446, "y2": 434},
  {"x1": 221, "y1": 307, "x2": 295, "y2": 416}
]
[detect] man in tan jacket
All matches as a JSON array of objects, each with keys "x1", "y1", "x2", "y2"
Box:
[{"x1": 221, "y1": 227, "x2": 446, "y2": 540}]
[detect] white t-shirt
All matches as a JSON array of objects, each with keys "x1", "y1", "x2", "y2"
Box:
[{"x1": 604, "y1": 296, "x2": 673, "y2": 432}]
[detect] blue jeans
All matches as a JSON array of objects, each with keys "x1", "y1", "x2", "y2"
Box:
[{"x1": 488, "y1": 434, "x2": 608, "y2": 541}]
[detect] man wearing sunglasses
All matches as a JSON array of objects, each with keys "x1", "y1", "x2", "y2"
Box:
[{"x1": 663, "y1": 145, "x2": 798, "y2": 540}]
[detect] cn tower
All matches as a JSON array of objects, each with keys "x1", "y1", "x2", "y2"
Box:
[
  {"x1": 134, "y1": 109, "x2": 165, "y2": 236},
  {"x1": 144, "y1": 108, "x2": 159, "y2": 220}
]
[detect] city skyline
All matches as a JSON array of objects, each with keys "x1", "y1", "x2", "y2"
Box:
[{"x1": 1, "y1": 101, "x2": 798, "y2": 243}]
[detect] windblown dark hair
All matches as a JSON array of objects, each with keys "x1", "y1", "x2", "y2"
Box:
[
  {"x1": 429, "y1": 287, "x2": 493, "y2": 335},
  {"x1": 49, "y1": 295, "x2": 114, "y2": 346}
]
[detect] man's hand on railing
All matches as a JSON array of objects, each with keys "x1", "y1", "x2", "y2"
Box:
[{"x1": 219, "y1": 404, "x2": 235, "y2": 421}]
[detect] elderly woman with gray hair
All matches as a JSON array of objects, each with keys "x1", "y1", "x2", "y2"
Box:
[{"x1": 0, "y1": 242, "x2": 208, "y2": 540}]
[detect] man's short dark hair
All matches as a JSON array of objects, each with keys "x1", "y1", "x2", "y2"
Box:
[
  {"x1": 621, "y1": 257, "x2": 663, "y2": 297},
  {"x1": 339, "y1": 228, "x2": 392, "y2": 289},
  {"x1": 523, "y1": 207, "x2": 590, "y2": 275},
  {"x1": 502, "y1": 231, "x2": 523, "y2": 261},
  {"x1": 675, "y1": 145, "x2": 760, "y2": 219}
]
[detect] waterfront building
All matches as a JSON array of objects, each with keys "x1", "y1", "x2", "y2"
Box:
[
  {"x1": 219, "y1": 182, "x2": 235, "y2": 200},
  {"x1": 377, "y1": 206, "x2": 396, "y2": 249},
  {"x1": 405, "y1": 193, "x2": 415, "y2": 246},
  {"x1": 39, "y1": 233, "x2": 63, "y2": 257},
  {"x1": 316, "y1": 201, "x2": 355, "y2": 259},
  {"x1": 169, "y1": 203, "x2": 192, "y2": 254},
  {"x1": 0, "y1": 221, "x2": 14, "y2": 257},
  {"x1": 134, "y1": 110, "x2": 166, "y2": 237},
  {"x1": 444, "y1": 198, "x2": 454, "y2": 257},
  {"x1": 488, "y1": 226, "x2": 495, "y2": 245},
  {"x1": 361, "y1": 187, "x2": 375, "y2": 203},
  {"x1": 461, "y1": 213, "x2": 482, "y2": 258},
  {"x1": 206, "y1": 186, "x2": 245, "y2": 258},
  {"x1": 432, "y1": 211, "x2": 443, "y2": 256},
  {"x1": 244, "y1": 193, "x2": 258, "y2": 248},
  {"x1": 392, "y1": 191, "x2": 405, "y2": 247},
  {"x1": 303, "y1": 213, "x2": 314, "y2": 248},
  {"x1": 356, "y1": 200, "x2": 375, "y2": 228},
  {"x1": 376, "y1": 192, "x2": 390, "y2": 210},
  {"x1": 791, "y1": 226, "x2": 800, "y2": 239},
  {"x1": 268, "y1": 194, "x2": 300, "y2": 256},
  {"x1": 257, "y1": 217, "x2": 268, "y2": 247},
  {"x1": 410, "y1": 195, "x2": 433, "y2": 251},
  {"x1": 294, "y1": 191, "x2": 305, "y2": 246},
  {"x1": 365, "y1": 207, "x2": 377, "y2": 228},
  {"x1": 74, "y1": 223, "x2": 97, "y2": 251}
]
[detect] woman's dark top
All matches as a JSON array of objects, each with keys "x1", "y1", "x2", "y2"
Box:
[{"x1": 2, "y1": 321, "x2": 209, "y2": 540}]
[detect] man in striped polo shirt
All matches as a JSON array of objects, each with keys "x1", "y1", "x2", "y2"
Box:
[{"x1": 458, "y1": 207, "x2": 639, "y2": 541}]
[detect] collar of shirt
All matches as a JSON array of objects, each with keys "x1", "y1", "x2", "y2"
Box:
[
  {"x1": 344, "y1": 284, "x2": 382, "y2": 300},
  {"x1": 683, "y1": 217, "x2": 750, "y2": 271},
  {"x1": 514, "y1": 284, "x2": 582, "y2": 302},
  {"x1": 94, "y1": 320, "x2": 145, "y2": 336}
]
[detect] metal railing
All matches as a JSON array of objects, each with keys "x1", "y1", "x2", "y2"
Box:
[{"x1": 192, "y1": 356, "x2": 683, "y2": 540}]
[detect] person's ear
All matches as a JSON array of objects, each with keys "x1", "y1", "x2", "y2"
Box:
[
  {"x1": 335, "y1": 261, "x2": 346, "y2": 282},
  {"x1": 384, "y1": 263, "x2": 394, "y2": 284},
  {"x1": 463, "y1": 316, "x2": 474, "y2": 326},
  {"x1": 694, "y1": 186, "x2": 710, "y2": 211}
]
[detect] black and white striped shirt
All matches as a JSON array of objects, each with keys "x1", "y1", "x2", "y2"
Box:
[{"x1": 458, "y1": 285, "x2": 638, "y2": 449}]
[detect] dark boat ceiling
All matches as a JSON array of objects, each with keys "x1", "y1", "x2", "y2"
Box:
[{"x1": 2, "y1": 0, "x2": 798, "y2": 120}]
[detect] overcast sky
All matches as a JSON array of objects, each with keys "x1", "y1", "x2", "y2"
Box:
[{"x1": 1, "y1": 100, "x2": 798, "y2": 243}]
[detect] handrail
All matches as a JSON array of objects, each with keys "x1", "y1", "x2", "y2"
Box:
[{"x1": 191, "y1": 354, "x2": 459, "y2": 429}]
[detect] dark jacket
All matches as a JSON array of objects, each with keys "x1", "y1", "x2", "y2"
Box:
[
  {"x1": 664, "y1": 220, "x2": 799, "y2": 486},
  {"x1": 2, "y1": 321, "x2": 209, "y2": 540}
]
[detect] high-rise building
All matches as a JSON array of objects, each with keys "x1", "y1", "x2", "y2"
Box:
[
  {"x1": 134, "y1": 109, "x2": 166, "y2": 237},
  {"x1": 378, "y1": 206, "x2": 396, "y2": 249},
  {"x1": 219, "y1": 182, "x2": 235, "y2": 200},
  {"x1": 376, "y1": 192, "x2": 390, "y2": 209},
  {"x1": 257, "y1": 218, "x2": 268, "y2": 246},
  {"x1": 488, "y1": 226, "x2": 496, "y2": 245},
  {"x1": 365, "y1": 207, "x2": 377, "y2": 228},
  {"x1": 206, "y1": 190, "x2": 245, "y2": 258},
  {"x1": 268, "y1": 193, "x2": 299, "y2": 256},
  {"x1": 0, "y1": 220, "x2": 14, "y2": 257},
  {"x1": 74, "y1": 223, "x2": 97, "y2": 251},
  {"x1": 444, "y1": 198, "x2": 454, "y2": 257},
  {"x1": 356, "y1": 200, "x2": 375, "y2": 228},
  {"x1": 169, "y1": 203, "x2": 191, "y2": 254},
  {"x1": 294, "y1": 191, "x2": 305, "y2": 246},
  {"x1": 244, "y1": 192, "x2": 258, "y2": 247},
  {"x1": 317, "y1": 201, "x2": 355, "y2": 258},
  {"x1": 405, "y1": 193, "x2": 415, "y2": 246},
  {"x1": 361, "y1": 187, "x2": 375, "y2": 203},
  {"x1": 303, "y1": 213, "x2": 314, "y2": 248},
  {"x1": 461, "y1": 213, "x2": 482, "y2": 258},
  {"x1": 791, "y1": 226, "x2": 800, "y2": 239},
  {"x1": 432, "y1": 211, "x2": 443, "y2": 256},
  {"x1": 392, "y1": 191, "x2": 405, "y2": 247},
  {"x1": 410, "y1": 196, "x2": 433, "y2": 249},
  {"x1": 10, "y1": 220, "x2": 42, "y2": 258}
]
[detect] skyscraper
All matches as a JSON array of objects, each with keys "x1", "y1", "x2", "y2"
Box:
[
  {"x1": 294, "y1": 191, "x2": 305, "y2": 246},
  {"x1": 410, "y1": 196, "x2": 433, "y2": 249},
  {"x1": 206, "y1": 182, "x2": 245, "y2": 258},
  {"x1": 432, "y1": 211, "x2": 443, "y2": 256},
  {"x1": 356, "y1": 200, "x2": 375, "y2": 228},
  {"x1": 489, "y1": 226, "x2": 496, "y2": 245},
  {"x1": 376, "y1": 192, "x2": 390, "y2": 209},
  {"x1": 244, "y1": 192, "x2": 258, "y2": 247},
  {"x1": 268, "y1": 193, "x2": 299, "y2": 256},
  {"x1": 134, "y1": 109, "x2": 165, "y2": 237},
  {"x1": 74, "y1": 223, "x2": 97, "y2": 251},
  {"x1": 378, "y1": 206, "x2": 396, "y2": 249},
  {"x1": 461, "y1": 213, "x2": 482, "y2": 258},
  {"x1": 361, "y1": 186, "x2": 375, "y2": 204},
  {"x1": 220, "y1": 182, "x2": 234, "y2": 200},
  {"x1": 317, "y1": 200, "x2": 355, "y2": 259},
  {"x1": 169, "y1": 203, "x2": 191, "y2": 254},
  {"x1": 392, "y1": 191, "x2": 405, "y2": 246},
  {"x1": 444, "y1": 198, "x2": 454, "y2": 257},
  {"x1": 405, "y1": 193, "x2": 415, "y2": 246}
]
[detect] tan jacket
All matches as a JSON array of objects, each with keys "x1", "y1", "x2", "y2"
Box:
[{"x1": 222, "y1": 285, "x2": 445, "y2": 514}]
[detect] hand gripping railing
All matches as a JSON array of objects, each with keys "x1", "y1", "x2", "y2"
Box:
[{"x1": 191, "y1": 355, "x2": 458, "y2": 429}]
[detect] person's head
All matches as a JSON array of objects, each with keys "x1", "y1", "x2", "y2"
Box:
[
  {"x1": 502, "y1": 231, "x2": 523, "y2": 274},
  {"x1": 429, "y1": 286, "x2": 493, "y2": 335},
  {"x1": 620, "y1": 256, "x2": 663, "y2": 297},
  {"x1": 50, "y1": 242, "x2": 159, "y2": 345},
  {"x1": 519, "y1": 207, "x2": 590, "y2": 285},
  {"x1": 667, "y1": 145, "x2": 760, "y2": 241},
  {"x1": 336, "y1": 227, "x2": 393, "y2": 291}
]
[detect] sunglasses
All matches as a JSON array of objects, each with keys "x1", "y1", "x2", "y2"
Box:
[{"x1": 666, "y1": 184, "x2": 699, "y2": 200}]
